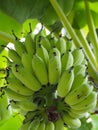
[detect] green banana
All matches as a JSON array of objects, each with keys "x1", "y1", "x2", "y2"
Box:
[
  {"x1": 45, "y1": 121, "x2": 55, "y2": 130},
  {"x1": 57, "y1": 68, "x2": 74, "y2": 97},
  {"x1": 48, "y1": 47, "x2": 61, "y2": 85},
  {"x1": 9, "y1": 100, "x2": 19, "y2": 109},
  {"x1": 56, "y1": 37, "x2": 66, "y2": 54},
  {"x1": 19, "y1": 121, "x2": 31, "y2": 130},
  {"x1": 8, "y1": 49, "x2": 21, "y2": 64},
  {"x1": 54, "y1": 118, "x2": 64, "y2": 130},
  {"x1": 68, "y1": 109, "x2": 86, "y2": 119},
  {"x1": 32, "y1": 54, "x2": 48, "y2": 85},
  {"x1": 36, "y1": 44, "x2": 49, "y2": 66},
  {"x1": 28, "y1": 118, "x2": 40, "y2": 130},
  {"x1": 61, "y1": 51, "x2": 74, "y2": 72},
  {"x1": 38, "y1": 121, "x2": 45, "y2": 130},
  {"x1": 21, "y1": 53, "x2": 33, "y2": 72},
  {"x1": 72, "y1": 48, "x2": 84, "y2": 66},
  {"x1": 71, "y1": 91, "x2": 97, "y2": 111},
  {"x1": 66, "y1": 41, "x2": 75, "y2": 52},
  {"x1": 24, "y1": 33, "x2": 36, "y2": 56},
  {"x1": 15, "y1": 101, "x2": 37, "y2": 111},
  {"x1": 14, "y1": 40, "x2": 26, "y2": 57},
  {"x1": 62, "y1": 113, "x2": 81, "y2": 129},
  {"x1": 71, "y1": 74, "x2": 88, "y2": 90},
  {"x1": 74, "y1": 64, "x2": 87, "y2": 76},
  {"x1": 0, "y1": 92, "x2": 11, "y2": 120},
  {"x1": 64, "y1": 83, "x2": 94, "y2": 106},
  {"x1": 7, "y1": 77, "x2": 33, "y2": 96},
  {"x1": 12, "y1": 63, "x2": 41, "y2": 91},
  {"x1": 40, "y1": 36, "x2": 51, "y2": 52},
  {"x1": 5, "y1": 88, "x2": 32, "y2": 101}
]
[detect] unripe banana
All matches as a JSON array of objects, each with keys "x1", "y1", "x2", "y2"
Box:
[
  {"x1": 74, "y1": 64, "x2": 87, "y2": 76},
  {"x1": 28, "y1": 118, "x2": 40, "y2": 130},
  {"x1": 56, "y1": 37, "x2": 66, "y2": 54},
  {"x1": 0, "y1": 92, "x2": 11, "y2": 120},
  {"x1": 24, "y1": 33, "x2": 36, "y2": 56},
  {"x1": 64, "y1": 83, "x2": 93, "y2": 105},
  {"x1": 7, "y1": 77, "x2": 33, "y2": 96},
  {"x1": 19, "y1": 121, "x2": 31, "y2": 130},
  {"x1": 15, "y1": 101, "x2": 37, "y2": 111},
  {"x1": 62, "y1": 113, "x2": 81, "y2": 129},
  {"x1": 72, "y1": 48, "x2": 84, "y2": 66},
  {"x1": 36, "y1": 44, "x2": 49, "y2": 67},
  {"x1": 66, "y1": 41, "x2": 75, "y2": 52},
  {"x1": 40, "y1": 36, "x2": 51, "y2": 52},
  {"x1": 54, "y1": 118, "x2": 64, "y2": 130},
  {"x1": 68, "y1": 109, "x2": 86, "y2": 119},
  {"x1": 38, "y1": 121, "x2": 45, "y2": 130},
  {"x1": 5, "y1": 88, "x2": 32, "y2": 101},
  {"x1": 57, "y1": 68, "x2": 74, "y2": 97},
  {"x1": 45, "y1": 121, "x2": 55, "y2": 130},
  {"x1": 61, "y1": 51, "x2": 73, "y2": 72},
  {"x1": 21, "y1": 53, "x2": 33, "y2": 72},
  {"x1": 71, "y1": 92, "x2": 97, "y2": 111},
  {"x1": 14, "y1": 40, "x2": 26, "y2": 57},
  {"x1": 12, "y1": 63, "x2": 41, "y2": 91},
  {"x1": 32, "y1": 54, "x2": 48, "y2": 85},
  {"x1": 71, "y1": 74, "x2": 88, "y2": 90},
  {"x1": 48, "y1": 47, "x2": 61, "y2": 85},
  {"x1": 8, "y1": 49, "x2": 21, "y2": 64}
]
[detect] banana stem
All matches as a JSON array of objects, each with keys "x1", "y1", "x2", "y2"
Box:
[
  {"x1": 84, "y1": 0, "x2": 98, "y2": 64},
  {"x1": 0, "y1": 30, "x2": 15, "y2": 43}
]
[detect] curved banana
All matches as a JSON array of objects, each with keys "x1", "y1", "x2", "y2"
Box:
[
  {"x1": 0, "y1": 92, "x2": 11, "y2": 120},
  {"x1": 71, "y1": 74, "x2": 88, "y2": 90},
  {"x1": 54, "y1": 118, "x2": 64, "y2": 130},
  {"x1": 5, "y1": 88, "x2": 32, "y2": 101},
  {"x1": 66, "y1": 41, "x2": 75, "y2": 52},
  {"x1": 56, "y1": 37, "x2": 66, "y2": 54},
  {"x1": 19, "y1": 121, "x2": 31, "y2": 130},
  {"x1": 72, "y1": 48, "x2": 84, "y2": 66},
  {"x1": 62, "y1": 113, "x2": 81, "y2": 129},
  {"x1": 64, "y1": 83, "x2": 94, "y2": 106},
  {"x1": 38, "y1": 121, "x2": 45, "y2": 130},
  {"x1": 24, "y1": 33, "x2": 36, "y2": 56},
  {"x1": 45, "y1": 121, "x2": 55, "y2": 130},
  {"x1": 74, "y1": 64, "x2": 87, "y2": 76},
  {"x1": 7, "y1": 77, "x2": 33, "y2": 96},
  {"x1": 28, "y1": 118, "x2": 40, "y2": 130},
  {"x1": 40, "y1": 36, "x2": 51, "y2": 52},
  {"x1": 61, "y1": 51, "x2": 73, "y2": 72},
  {"x1": 68, "y1": 109, "x2": 86, "y2": 119},
  {"x1": 15, "y1": 101, "x2": 37, "y2": 111},
  {"x1": 14, "y1": 40, "x2": 26, "y2": 57},
  {"x1": 57, "y1": 67, "x2": 74, "y2": 97},
  {"x1": 32, "y1": 54, "x2": 48, "y2": 85},
  {"x1": 36, "y1": 44, "x2": 49, "y2": 67},
  {"x1": 71, "y1": 91, "x2": 97, "y2": 111},
  {"x1": 21, "y1": 53, "x2": 33, "y2": 72},
  {"x1": 48, "y1": 47, "x2": 61, "y2": 85},
  {"x1": 12, "y1": 63, "x2": 41, "y2": 91},
  {"x1": 8, "y1": 49, "x2": 21, "y2": 64}
]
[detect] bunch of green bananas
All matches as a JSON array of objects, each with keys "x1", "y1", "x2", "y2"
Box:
[{"x1": 4, "y1": 30, "x2": 97, "y2": 130}]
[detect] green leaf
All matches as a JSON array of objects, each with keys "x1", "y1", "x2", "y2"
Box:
[
  {"x1": 68, "y1": 0, "x2": 98, "y2": 29},
  {"x1": 0, "y1": 11, "x2": 22, "y2": 36},
  {"x1": 0, "y1": 114, "x2": 23, "y2": 130},
  {"x1": 0, "y1": 0, "x2": 74, "y2": 25}
]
